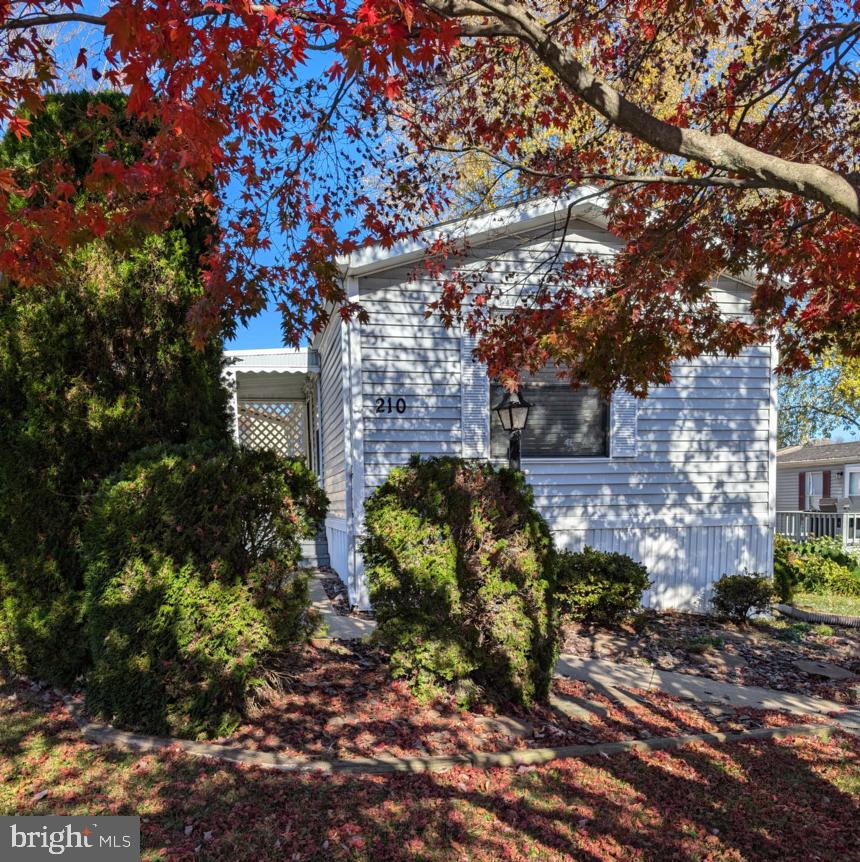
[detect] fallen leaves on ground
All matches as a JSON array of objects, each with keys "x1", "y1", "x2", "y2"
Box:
[
  {"x1": 2, "y1": 680, "x2": 859, "y2": 862},
  {"x1": 207, "y1": 643, "x2": 831, "y2": 760}
]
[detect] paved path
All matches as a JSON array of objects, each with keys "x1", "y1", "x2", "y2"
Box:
[
  {"x1": 304, "y1": 576, "x2": 860, "y2": 732},
  {"x1": 555, "y1": 653, "x2": 860, "y2": 731},
  {"x1": 308, "y1": 573, "x2": 377, "y2": 640}
]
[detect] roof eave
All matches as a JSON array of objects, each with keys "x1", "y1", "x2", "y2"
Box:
[
  {"x1": 777, "y1": 456, "x2": 858, "y2": 468},
  {"x1": 336, "y1": 188, "x2": 608, "y2": 278}
]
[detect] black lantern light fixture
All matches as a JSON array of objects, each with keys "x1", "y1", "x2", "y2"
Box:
[{"x1": 492, "y1": 388, "x2": 532, "y2": 471}]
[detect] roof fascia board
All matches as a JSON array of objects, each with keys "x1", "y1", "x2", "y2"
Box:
[
  {"x1": 336, "y1": 188, "x2": 760, "y2": 290},
  {"x1": 777, "y1": 456, "x2": 852, "y2": 469},
  {"x1": 337, "y1": 188, "x2": 607, "y2": 278}
]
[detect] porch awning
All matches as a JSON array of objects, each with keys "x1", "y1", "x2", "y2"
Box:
[{"x1": 223, "y1": 348, "x2": 320, "y2": 374}]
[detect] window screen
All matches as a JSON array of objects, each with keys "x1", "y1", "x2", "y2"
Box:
[{"x1": 490, "y1": 376, "x2": 609, "y2": 459}]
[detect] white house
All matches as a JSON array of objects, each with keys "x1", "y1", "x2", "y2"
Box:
[{"x1": 225, "y1": 193, "x2": 777, "y2": 611}]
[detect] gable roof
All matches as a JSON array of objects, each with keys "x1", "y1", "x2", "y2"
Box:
[
  {"x1": 337, "y1": 187, "x2": 758, "y2": 288},
  {"x1": 777, "y1": 439, "x2": 860, "y2": 468},
  {"x1": 338, "y1": 188, "x2": 608, "y2": 278}
]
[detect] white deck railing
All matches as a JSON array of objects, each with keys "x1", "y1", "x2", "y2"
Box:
[{"x1": 776, "y1": 511, "x2": 860, "y2": 546}]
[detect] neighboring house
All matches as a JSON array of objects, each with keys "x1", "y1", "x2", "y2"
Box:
[
  {"x1": 775, "y1": 440, "x2": 860, "y2": 546},
  {"x1": 776, "y1": 440, "x2": 860, "y2": 511},
  {"x1": 224, "y1": 193, "x2": 777, "y2": 612}
]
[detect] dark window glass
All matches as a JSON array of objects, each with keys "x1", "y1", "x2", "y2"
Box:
[{"x1": 490, "y1": 380, "x2": 609, "y2": 459}]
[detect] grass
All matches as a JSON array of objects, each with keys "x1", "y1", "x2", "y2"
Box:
[
  {"x1": 793, "y1": 592, "x2": 860, "y2": 617},
  {"x1": 683, "y1": 633, "x2": 725, "y2": 654},
  {"x1": 2, "y1": 682, "x2": 860, "y2": 861}
]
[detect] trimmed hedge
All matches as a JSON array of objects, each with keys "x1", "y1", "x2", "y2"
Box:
[
  {"x1": 85, "y1": 556, "x2": 276, "y2": 738},
  {"x1": 712, "y1": 572, "x2": 774, "y2": 623},
  {"x1": 554, "y1": 548, "x2": 650, "y2": 625},
  {"x1": 362, "y1": 457, "x2": 558, "y2": 708},
  {"x1": 82, "y1": 443, "x2": 327, "y2": 737}
]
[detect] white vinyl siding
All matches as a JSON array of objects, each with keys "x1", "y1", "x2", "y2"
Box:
[
  {"x1": 344, "y1": 218, "x2": 774, "y2": 610},
  {"x1": 357, "y1": 278, "x2": 464, "y2": 490},
  {"x1": 521, "y1": 349, "x2": 772, "y2": 523}
]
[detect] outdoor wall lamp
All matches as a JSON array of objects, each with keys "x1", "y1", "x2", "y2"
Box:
[{"x1": 492, "y1": 388, "x2": 532, "y2": 471}]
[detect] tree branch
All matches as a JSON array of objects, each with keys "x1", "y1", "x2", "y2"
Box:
[
  {"x1": 426, "y1": 0, "x2": 860, "y2": 224},
  {"x1": 406, "y1": 135, "x2": 773, "y2": 190},
  {"x1": 0, "y1": 11, "x2": 108, "y2": 30}
]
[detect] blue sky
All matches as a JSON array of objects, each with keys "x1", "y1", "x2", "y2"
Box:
[{"x1": 227, "y1": 306, "x2": 285, "y2": 350}]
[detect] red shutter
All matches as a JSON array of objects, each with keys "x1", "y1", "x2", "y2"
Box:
[
  {"x1": 799, "y1": 471, "x2": 806, "y2": 510},
  {"x1": 823, "y1": 470, "x2": 832, "y2": 497}
]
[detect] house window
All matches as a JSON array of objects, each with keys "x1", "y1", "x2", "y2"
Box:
[
  {"x1": 490, "y1": 380, "x2": 609, "y2": 459},
  {"x1": 806, "y1": 471, "x2": 824, "y2": 498},
  {"x1": 848, "y1": 471, "x2": 860, "y2": 497}
]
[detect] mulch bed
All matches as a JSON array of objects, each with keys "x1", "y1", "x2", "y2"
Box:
[
  {"x1": 214, "y1": 642, "x2": 828, "y2": 761},
  {"x1": 565, "y1": 611, "x2": 860, "y2": 704}
]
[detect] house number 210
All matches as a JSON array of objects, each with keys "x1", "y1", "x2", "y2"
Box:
[{"x1": 375, "y1": 397, "x2": 407, "y2": 414}]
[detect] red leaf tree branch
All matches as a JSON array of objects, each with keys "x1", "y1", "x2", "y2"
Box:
[{"x1": 0, "y1": 0, "x2": 857, "y2": 392}]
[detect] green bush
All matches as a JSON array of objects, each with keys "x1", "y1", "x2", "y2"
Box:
[
  {"x1": 553, "y1": 547, "x2": 650, "y2": 625},
  {"x1": 85, "y1": 556, "x2": 275, "y2": 738},
  {"x1": 0, "y1": 93, "x2": 228, "y2": 686},
  {"x1": 711, "y1": 572, "x2": 774, "y2": 623},
  {"x1": 0, "y1": 561, "x2": 88, "y2": 687},
  {"x1": 362, "y1": 457, "x2": 558, "y2": 708},
  {"x1": 795, "y1": 555, "x2": 854, "y2": 594},
  {"x1": 82, "y1": 443, "x2": 327, "y2": 736},
  {"x1": 773, "y1": 535, "x2": 860, "y2": 602},
  {"x1": 798, "y1": 536, "x2": 859, "y2": 570},
  {"x1": 773, "y1": 535, "x2": 802, "y2": 602}
]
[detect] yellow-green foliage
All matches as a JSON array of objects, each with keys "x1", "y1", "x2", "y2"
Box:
[
  {"x1": 362, "y1": 457, "x2": 557, "y2": 708},
  {"x1": 554, "y1": 548, "x2": 651, "y2": 625},
  {"x1": 82, "y1": 443, "x2": 327, "y2": 737},
  {"x1": 774, "y1": 534, "x2": 860, "y2": 601}
]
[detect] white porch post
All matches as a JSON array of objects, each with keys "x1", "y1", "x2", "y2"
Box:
[{"x1": 222, "y1": 368, "x2": 240, "y2": 444}]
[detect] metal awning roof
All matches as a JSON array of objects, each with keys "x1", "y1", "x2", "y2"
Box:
[{"x1": 223, "y1": 348, "x2": 319, "y2": 374}]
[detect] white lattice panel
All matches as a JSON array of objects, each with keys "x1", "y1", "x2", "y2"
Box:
[{"x1": 238, "y1": 400, "x2": 307, "y2": 458}]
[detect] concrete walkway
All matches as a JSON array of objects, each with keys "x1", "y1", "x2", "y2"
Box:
[
  {"x1": 556, "y1": 653, "x2": 860, "y2": 731},
  {"x1": 303, "y1": 576, "x2": 860, "y2": 732},
  {"x1": 308, "y1": 572, "x2": 377, "y2": 640}
]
